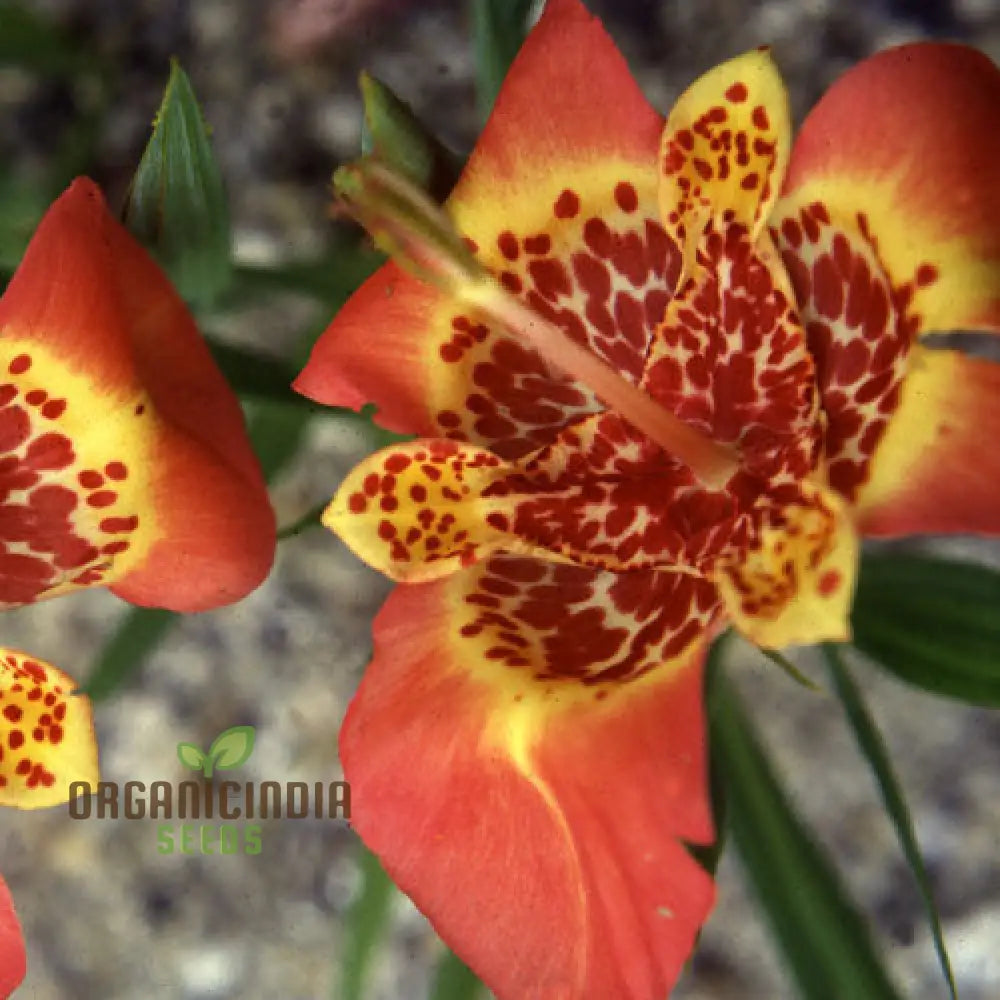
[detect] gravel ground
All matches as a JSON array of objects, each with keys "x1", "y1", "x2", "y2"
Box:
[{"x1": 2, "y1": 1, "x2": 1000, "y2": 998}]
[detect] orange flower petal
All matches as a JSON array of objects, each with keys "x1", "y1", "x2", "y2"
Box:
[
  {"x1": 342, "y1": 558, "x2": 717, "y2": 1000},
  {"x1": 715, "y1": 481, "x2": 857, "y2": 647},
  {"x1": 778, "y1": 43, "x2": 1000, "y2": 335},
  {"x1": 856, "y1": 347, "x2": 1000, "y2": 536},
  {"x1": 0, "y1": 876, "x2": 25, "y2": 998},
  {"x1": 0, "y1": 649, "x2": 97, "y2": 809},
  {"x1": 0, "y1": 180, "x2": 275, "y2": 611},
  {"x1": 296, "y1": 0, "x2": 675, "y2": 459},
  {"x1": 659, "y1": 49, "x2": 790, "y2": 285}
]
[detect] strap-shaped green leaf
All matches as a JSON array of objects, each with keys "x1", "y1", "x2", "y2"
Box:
[
  {"x1": 470, "y1": 0, "x2": 537, "y2": 120},
  {"x1": 429, "y1": 949, "x2": 484, "y2": 1000},
  {"x1": 707, "y1": 646, "x2": 905, "y2": 1000},
  {"x1": 852, "y1": 551, "x2": 1000, "y2": 706},
  {"x1": 80, "y1": 607, "x2": 177, "y2": 701},
  {"x1": 338, "y1": 846, "x2": 396, "y2": 1000},
  {"x1": 125, "y1": 60, "x2": 231, "y2": 308},
  {"x1": 824, "y1": 644, "x2": 958, "y2": 1000}
]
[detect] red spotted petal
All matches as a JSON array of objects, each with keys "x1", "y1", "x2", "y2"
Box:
[
  {"x1": 644, "y1": 224, "x2": 819, "y2": 485},
  {"x1": 342, "y1": 557, "x2": 717, "y2": 1000},
  {"x1": 0, "y1": 648, "x2": 97, "y2": 809},
  {"x1": 769, "y1": 205, "x2": 912, "y2": 502},
  {"x1": 659, "y1": 49, "x2": 791, "y2": 284},
  {"x1": 328, "y1": 420, "x2": 746, "y2": 582},
  {"x1": 0, "y1": 179, "x2": 275, "y2": 611},
  {"x1": 296, "y1": 0, "x2": 679, "y2": 458},
  {"x1": 856, "y1": 348, "x2": 1000, "y2": 536},
  {"x1": 778, "y1": 43, "x2": 1000, "y2": 335},
  {"x1": 0, "y1": 876, "x2": 25, "y2": 998}
]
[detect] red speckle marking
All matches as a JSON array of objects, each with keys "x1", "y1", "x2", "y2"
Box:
[
  {"x1": 40, "y1": 399, "x2": 66, "y2": 420},
  {"x1": 524, "y1": 234, "x2": 552, "y2": 256},
  {"x1": 725, "y1": 82, "x2": 748, "y2": 103},
  {"x1": 614, "y1": 182, "x2": 638, "y2": 213},
  {"x1": 86, "y1": 490, "x2": 118, "y2": 508},
  {"x1": 554, "y1": 189, "x2": 580, "y2": 219},
  {"x1": 497, "y1": 232, "x2": 519, "y2": 262}
]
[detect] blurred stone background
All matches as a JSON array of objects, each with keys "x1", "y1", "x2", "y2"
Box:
[{"x1": 2, "y1": 0, "x2": 1000, "y2": 997}]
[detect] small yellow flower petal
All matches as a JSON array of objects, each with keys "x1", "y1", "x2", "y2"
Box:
[
  {"x1": 715, "y1": 482, "x2": 857, "y2": 648},
  {"x1": 0, "y1": 649, "x2": 97, "y2": 809}
]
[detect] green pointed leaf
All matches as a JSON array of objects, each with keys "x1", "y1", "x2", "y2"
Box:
[
  {"x1": 824, "y1": 644, "x2": 958, "y2": 1000},
  {"x1": 208, "y1": 725, "x2": 256, "y2": 771},
  {"x1": 79, "y1": 607, "x2": 178, "y2": 701},
  {"x1": 359, "y1": 72, "x2": 460, "y2": 199},
  {"x1": 470, "y1": 0, "x2": 536, "y2": 121},
  {"x1": 125, "y1": 60, "x2": 231, "y2": 308},
  {"x1": 852, "y1": 551, "x2": 1000, "y2": 706},
  {"x1": 338, "y1": 846, "x2": 396, "y2": 1000},
  {"x1": 430, "y1": 949, "x2": 484, "y2": 1000},
  {"x1": 707, "y1": 644, "x2": 905, "y2": 1000},
  {"x1": 176, "y1": 742, "x2": 207, "y2": 772}
]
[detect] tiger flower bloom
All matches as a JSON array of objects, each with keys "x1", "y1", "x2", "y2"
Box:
[
  {"x1": 0, "y1": 179, "x2": 276, "y2": 802},
  {"x1": 296, "y1": 1, "x2": 1000, "y2": 996},
  {"x1": 0, "y1": 176, "x2": 277, "y2": 990}
]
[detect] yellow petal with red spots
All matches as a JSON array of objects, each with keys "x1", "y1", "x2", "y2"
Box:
[
  {"x1": 296, "y1": 0, "x2": 679, "y2": 460},
  {"x1": 341, "y1": 556, "x2": 717, "y2": 999},
  {"x1": 0, "y1": 875, "x2": 25, "y2": 998},
  {"x1": 855, "y1": 348, "x2": 1000, "y2": 536},
  {"x1": 326, "y1": 439, "x2": 531, "y2": 583},
  {"x1": 659, "y1": 48, "x2": 791, "y2": 285},
  {"x1": 0, "y1": 649, "x2": 97, "y2": 809},
  {"x1": 0, "y1": 180, "x2": 274, "y2": 612},
  {"x1": 715, "y1": 482, "x2": 857, "y2": 647},
  {"x1": 778, "y1": 43, "x2": 1000, "y2": 335}
]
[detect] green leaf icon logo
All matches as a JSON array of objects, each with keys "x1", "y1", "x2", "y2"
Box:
[
  {"x1": 176, "y1": 726, "x2": 256, "y2": 778},
  {"x1": 205, "y1": 725, "x2": 256, "y2": 777},
  {"x1": 177, "y1": 742, "x2": 207, "y2": 772}
]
